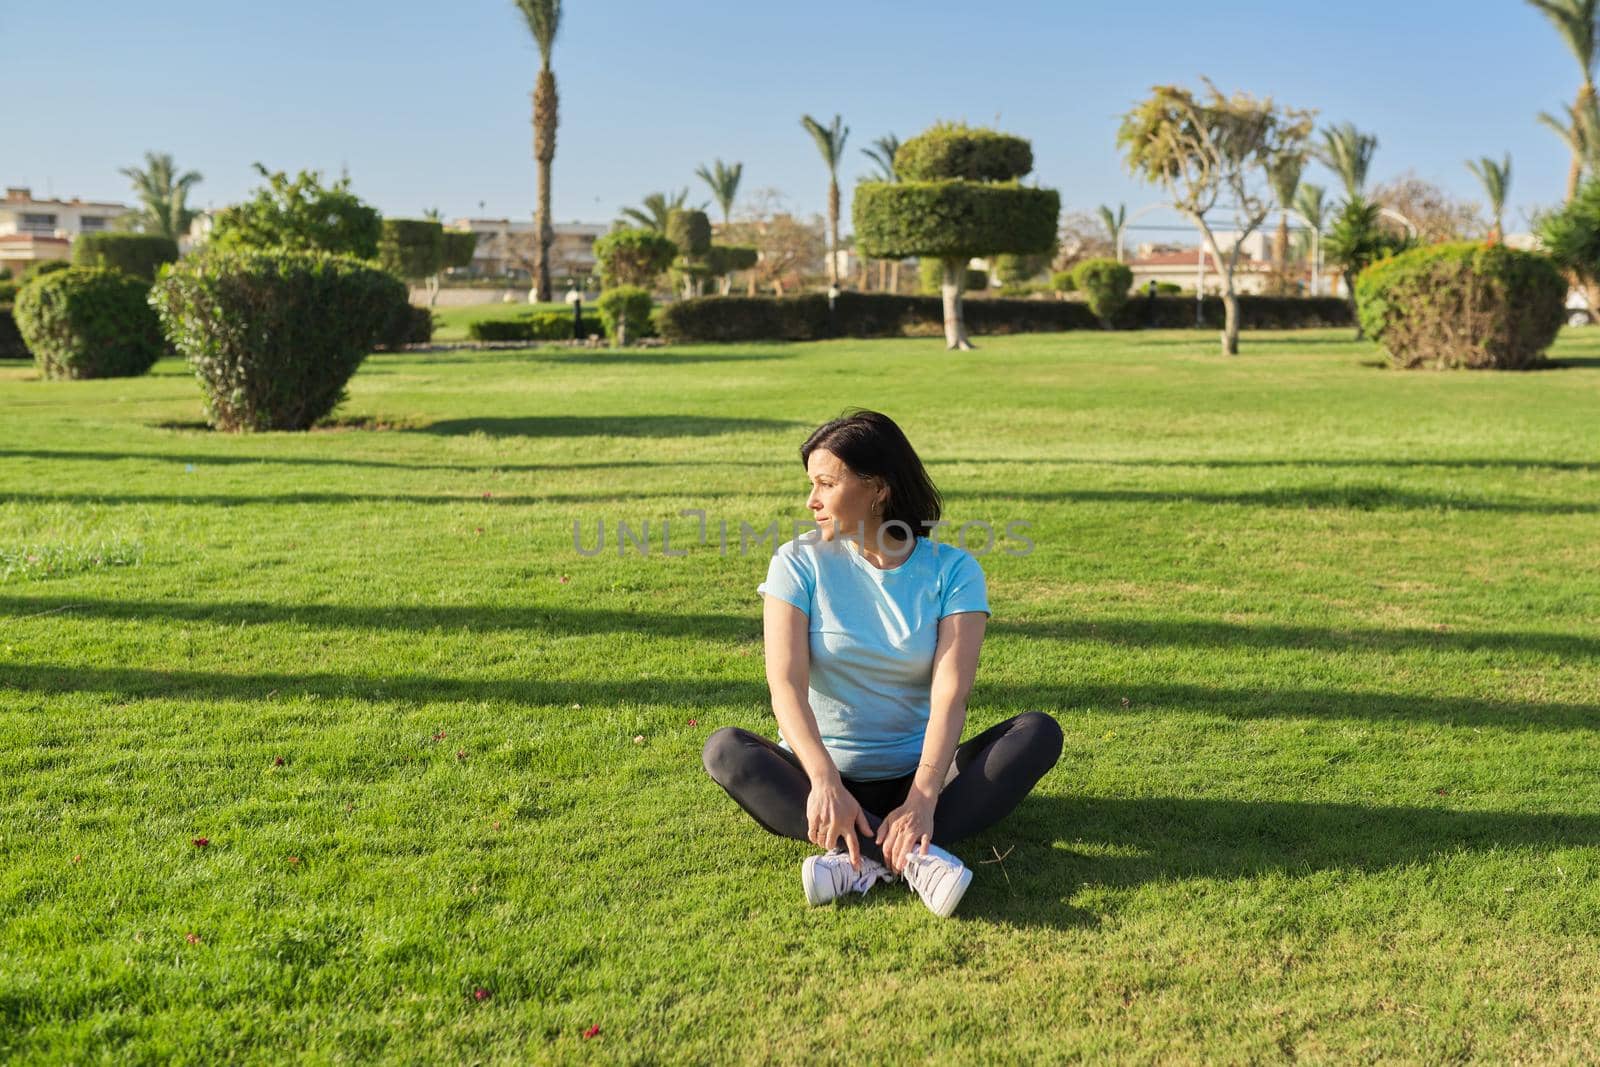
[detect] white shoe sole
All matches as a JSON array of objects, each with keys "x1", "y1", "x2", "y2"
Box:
[
  {"x1": 925, "y1": 864, "x2": 973, "y2": 918},
  {"x1": 802, "y1": 855, "x2": 834, "y2": 906}
]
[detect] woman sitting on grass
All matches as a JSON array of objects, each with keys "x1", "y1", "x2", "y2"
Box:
[{"x1": 702, "y1": 410, "x2": 1062, "y2": 917}]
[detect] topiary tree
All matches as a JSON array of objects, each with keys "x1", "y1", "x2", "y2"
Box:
[
  {"x1": 993, "y1": 251, "x2": 1053, "y2": 287},
  {"x1": 666, "y1": 208, "x2": 713, "y2": 297},
  {"x1": 211, "y1": 164, "x2": 382, "y2": 259},
  {"x1": 13, "y1": 267, "x2": 163, "y2": 379},
  {"x1": 378, "y1": 219, "x2": 445, "y2": 303},
  {"x1": 441, "y1": 229, "x2": 479, "y2": 273},
  {"x1": 594, "y1": 228, "x2": 678, "y2": 289},
  {"x1": 597, "y1": 285, "x2": 653, "y2": 346},
  {"x1": 705, "y1": 244, "x2": 758, "y2": 295},
  {"x1": 919, "y1": 258, "x2": 987, "y2": 294},
  {"x1": 1050, "y1": 270, "x2": 1077, "y2": 293},
  {"x1": 150, "y1": 250, "x2": 406, "y2": 431},
  {"x1": 72, "y1": 233, "x2": 180, "y2": 282},
  {"x1": 1072, "y1": 258, "x2": 1135, "y2": 327},
  {"x1": 855, "y1": 122, "x2": 1059, "y2": 349},
  {"x1": 1355, "y1": 242, "x2": 1565, "y2": 369}
]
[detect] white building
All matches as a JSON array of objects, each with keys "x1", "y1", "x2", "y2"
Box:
[
  {"x1": 0, "y1": 187, "x2": 132, "y2": 276},
  {"x1": 450, "y1": 218, "x2": 606, "y2": 280}
]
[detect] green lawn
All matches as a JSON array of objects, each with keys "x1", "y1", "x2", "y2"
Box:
[
  {"x1": 430, "y1": 301, "x2": 573, "y2": 341},
  {"x1": 3, "y1": 328, "x2": 1599, "y2": 1062}
]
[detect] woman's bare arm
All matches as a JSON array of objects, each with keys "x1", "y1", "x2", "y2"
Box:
[{"x1": 913, "y1": 611, "x2": 988, "y2": 794}]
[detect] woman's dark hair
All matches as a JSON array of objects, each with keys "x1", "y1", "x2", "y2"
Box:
[{"x1": 800, "y1": 409, "x2": 942, "y2": 539}]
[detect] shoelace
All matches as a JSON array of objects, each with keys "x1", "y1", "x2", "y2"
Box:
[{"x1": 903, "y1": 851, "x2": 956, "y2": 898}]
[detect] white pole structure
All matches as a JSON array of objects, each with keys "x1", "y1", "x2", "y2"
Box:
[{"x1": 1195, "y1": 244, "x2": 1205, "y2": 326}]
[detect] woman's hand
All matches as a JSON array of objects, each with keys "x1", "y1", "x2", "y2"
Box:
[
  {"x1": 806, "y1": 775, "x2": 873, "y2": 869},
  {"x1": 876, "y1": 788, "x2": 937, "y2": 874}
]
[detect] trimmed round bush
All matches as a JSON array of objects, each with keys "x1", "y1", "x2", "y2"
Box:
[
  {"x1": 666, "y1": 210, "x2": 711, "y2": 259},
  {"x1": 72, "y1": 233, "x2": 179, "y2": 281},
  {"x1": 597, "y1": 286, "x2": 653, "y2": 345},
  {"x1": 855, "y1": 181, "x2": 1059, "y2": 261},
  {"x1": 378, "y1": 219, "x2": 444, "y2": 282},
  {"x1": 1072, "y1": 258, "x2": 1134, "y2": 326},
  {"x1": 894, "y1": 122, "x2": 1034, "y2": 182},
  {"x1": 1050, "y1": 270, "x2": 1077, "y2": 293},
  {"x1": 150, "y1": 250, "x2": 406, "y2": 430},
  {"x1": 1355, "y1": 242, "x2": 1566, "y2": 370},
  {"x1": 13, "y1": 267, "x2": 163, "y2": 379},
  {"x1": 594, "y1": 228, "x2": 677, "y2": 288},
  {"x1": 441, "y1": 229, "x2": 479, "y2": 270},
  {"x1": 919, "y1": 260, "x2": 987, "y2": 294}
]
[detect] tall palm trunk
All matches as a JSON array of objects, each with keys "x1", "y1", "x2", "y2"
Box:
[
  {"x1": 532, "y1": 67, "x2": 558, "y2": 302},
  {"x1": 1568, "y1": 81, "x2": 1594, "y2": 202},
  {"x1": 827, "y1": 179, "x2": 841, "y2": 287}
]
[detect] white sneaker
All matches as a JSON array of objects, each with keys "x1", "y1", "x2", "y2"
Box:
[
  {"x1": 802, "y1": 850, "x2": 895, "y2": 906},
  {"x1": 901, "y1": 843, "x2": 973, "y2": 917}
]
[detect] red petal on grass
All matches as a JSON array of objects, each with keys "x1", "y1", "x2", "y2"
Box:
[
  {"x1": 192, "y1": 837, "x2": 209, "y2": 848},
  {"x1": 287, "y1": 856, "x2": 301, "y2": 865},
  {"x1": 456, "y1": 750, "x2": 467, "y2": 761},
  {"x1": 273, "y1": 756, "x2": 285, "y2": 766},
  {"x1": 687, "y1": 718, "x2": 698, "y2": 727},
  {"x1": 72, "y1": 854, "x2": 82, "y2": 863},
  {"x1": 433, "y1": 731, "x2": 447, "y2": 742},
  {"x1": 185, "y1": 932, "x2": 202, "y2": 944},
  {"x1": 473, "y1": 988, "x2": 490, "y2": 1001},
  {"x1": 582, "y1": 1025, "x2": 601, "y2": 1039}
]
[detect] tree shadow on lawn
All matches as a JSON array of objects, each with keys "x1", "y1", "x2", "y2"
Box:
[
  {"x1": 959, "y1": 793, "x2": 1600, "y2": 930},
  {"x1": 931, "y1": 456, "x2": 1600, "y2": 473},
  {"x1": 381, "y1": 348, "x2": 793, "y2": 368},
  {"x1": 0, "y1": 448, "x2": 772, "y2": 476},
  {"x1": 413, "y1": 415, "x2": 805, "y2": 438},
  {"x1": 0, "y1": 488, "x2": 791, "y2": 508},
  {"x1": 963, "y1": 484, "x2": 1598, "y2": 514},
  {"x1": 7, "y1": 596, "x2": 1597, "y2": 663},
  {"x1": 4, "y1": 659, "x2": 1598, "y2": 734}
]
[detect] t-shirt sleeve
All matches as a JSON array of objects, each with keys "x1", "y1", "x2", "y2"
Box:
[
  {"x1": 757, "y1": 542, "x2": 813, "y2": 616},
  {"x1": 939, "y1": 550, "x2": 990, "y2": 619}
]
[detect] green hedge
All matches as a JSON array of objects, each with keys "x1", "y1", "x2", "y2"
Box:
[
  {"x1": 71, "y1": 233, "x2": 179, "y2": 281},
  {"x1": 656, "y1": 292, "x2": 1354, "y2": 343},
  {"x1": 597, "y1": 287, "x2": 653, "y2": 344},
  {"x1": 150, "y1": 250, "x2": 406, "y2": 431},
  {"x1": 13, "y1": 267, "x2": 163, "y2": 379},
  {"x1": 854, "y1": 181, "x2": 1059, "y2": 261},
  {"x1": 1356, "y1": 242, "x2": 1566, "y2": 369},
  {"x1": 467, "y1": 309, "x2": 604, "y2": 342},
  {"x1": 894, "y1": 122, "x2": 1034, "y2": 182},
  {"x1": 378, "y1": 305, "x2": 434, "y2": 350}
]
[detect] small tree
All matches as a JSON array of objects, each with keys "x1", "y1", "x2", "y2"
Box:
[
  {"x1": 378, "y1": 219, "x2": 445, "y2": 303},
  {"x1": 211, "y1": 164, "x2": 382, "y2": 259},
  {"x1": 1539, "y1": 176, "x2": 1600, "y2": 285},
  {"x1": 666, "y1": 208, "x2": 712, "y2": 297},
  {"x1": 1073, "y1": 259, "x2": 1134, "y2": 327},
  {"x1": 596, "y1": 285, "x2": 652, "y2": 346},
  {"x1": 1466, "y1": 154, "x2": 1513, "y2": 241},
  {"x1": 1324, "y1": 199, "x2": 1409, "y2": 337},
  {"x1": 854, "y1": 122, "x2": 1059, "y2": 349},
  {"x1": 1098, "y1": 203, "x2": 1127, "y2": 260},
  {"x1": 1119, "y1": 81, "x2": 1315, "y2": 355},
  {"x1": 594, "y1": 228, "x2": 678, "y2": 289}
]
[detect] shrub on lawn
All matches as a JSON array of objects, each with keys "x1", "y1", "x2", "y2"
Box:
[
  {"x1": 1355, "y1": 242, "x2": 1566, "y2": 370},
  {"x1": 1072, "y1": 258, "x2": 1134, "y2": 327},
  {"x1": 594, "y1": 228, "x2": 677, "y2": 288},
  {"x1": 0, "y1": 291, "x2": 26, "y2": 360},
  {"x1": 597, "y1": 286, "x2": 652, "y2": 345},
  {"x1": 377, "y1": 304, "x2": 434, "y2": 350},
  {"x1": 150, "y1": 250, "x2": 405, "y2": 430},
  {"x1": 13, "y1": 267, "x2": 163, "y2": 379},
  {"x1": 1050, "y1": 270, "x2": 1077, "y2": 293},
  {"x1": 466, "y1": 309, "x2": 603, "y2": 342},
  {"x1": 71, "y1": 233, "x2": 180, "y2": 282}
]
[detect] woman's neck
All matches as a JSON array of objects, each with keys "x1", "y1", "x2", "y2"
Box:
[{"x1": 855, "y1": 520, "x2": 914, "y2": 569}]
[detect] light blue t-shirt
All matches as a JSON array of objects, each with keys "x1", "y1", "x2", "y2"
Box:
[{"x1": 757, "y1": 534, "x2": 990, "y2": 780}]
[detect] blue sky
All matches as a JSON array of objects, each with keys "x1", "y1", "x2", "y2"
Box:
[{"x1": 2, "y1": 1, "x2": 1575, "y2": 233}]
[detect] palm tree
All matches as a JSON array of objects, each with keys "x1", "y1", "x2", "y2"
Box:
[
  {"x1": 1466, "y1": 154, "x2": 1513, "y2": 241},
  {"x1": 1538, "y1": 98, "x2": 1600, "y2": 186},
  {"x1": 1266, "y1": 153, "x2": 1305, "y2": 287},
  {"x1": 619, "y1": 189, "x2": 695, "y2": 233},
  {"x1": 801, "y1": 113, "x2": 850, "y2": 287},
  {"x1": 513, "y1": 0, "x2": 562, "y2": 302},
  {"x1": 1098, "y1": 203, "x2": 1127, "y2": 261},
  {"x1": 861, "y1": 134, "x2": 901, "y2": 182},
  {"x1": 1293, "y1": 183, "x2": 1328, "y2": 289},
  {"x1": 1317, "y1": 122, "x2": 1379, "y2": 203},
  {"x1": 695, "y1": 160, "x2": 743, "y2": 227},
  {"x1": 1529, "y1": 0, "x2": 1600, "y2": 201},
  {"x1": 118, "y1": 152, "x2": 202, "y2": 241}
]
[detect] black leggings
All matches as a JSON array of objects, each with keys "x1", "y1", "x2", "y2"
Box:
[{"x1": 702, "y1": 711, "x2": 1063, "y2": 866}]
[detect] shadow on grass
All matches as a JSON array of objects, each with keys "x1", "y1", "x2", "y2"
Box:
[
  {"x1": 379, "y1": 349, "x2": 795, "y2": 367},
  {"x1": 2, "y1": 656, "x2": 1596, "y2": 733},
  {"x1": 414, "y1": 415, "x2": 804, "y2": 438},
  {"x1": 931, "y1": 456, "x2": 1600, "y2": 473},
  {"x1": 0, "y1": 448, "x2": 772, "y2": 476},
  {"x1": 959, "y1": 794, "x2": 1600, "y2": 929},
  {"x1": 972, "y1": 484, "x2": 1598, "y2": 514},
  {"x1": 5, "y1": 595, "x2": 1596, "y2": 664},
  {"x1": 0, "y1": 489, "x2": 789, "y2": 507}
]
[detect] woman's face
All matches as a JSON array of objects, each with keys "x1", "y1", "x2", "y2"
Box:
[{"x1": 805, "y1": 448, "x2": 882, "y2": 541}]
